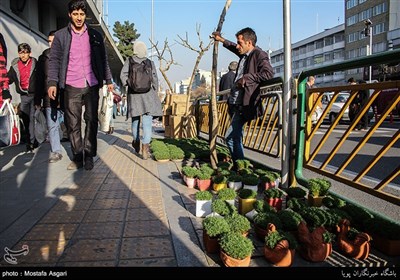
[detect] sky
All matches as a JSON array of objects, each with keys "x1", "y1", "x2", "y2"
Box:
[{"x1": 106, "y1": 0, "x2": 345, "y2": 89}]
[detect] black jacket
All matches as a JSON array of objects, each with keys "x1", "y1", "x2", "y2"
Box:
[
  {"x1": 222, "y1": 40, "x2": 274, "y2": 121},
  {"x1": 47, "y1": 23, "x2": 112, "y2": 89},
  {"x1": 35, "y1": 48, "x2": 61, "y2": 108}
]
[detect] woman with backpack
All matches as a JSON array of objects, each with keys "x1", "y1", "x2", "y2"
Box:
[{"x1": 120, "y1": 41, "x2": 163, "y2": 159}]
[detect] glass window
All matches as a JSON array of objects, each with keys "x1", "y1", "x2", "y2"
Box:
[
  {"x1": 315, "y1": 40, "x2": 324, "y2": 49},
  {"x1": 346, "y1": 0, "x2": 358, "y2": 10},
  {"x1": 314, "y1": 55, "x2": 323, "y2": 64},
  {"x1": 307, "y1": 43, "x2": 315, "y2": 52},
  {"x1": 334, "y1": 33, "x2": 344, "y2": 43}
]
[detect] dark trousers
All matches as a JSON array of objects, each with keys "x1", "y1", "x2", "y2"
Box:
[{"x1": 64, "y1": 85, "x2": 99, "y2": 162}]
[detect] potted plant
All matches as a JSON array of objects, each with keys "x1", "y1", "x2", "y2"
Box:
[
  {"x1": 242, "y1": 174, "x2": 259, "y2": 192},
  {"x1": 246, "y1": 199, "x2": 278, "y2": 220},
  {"x1": 225, "y1": 213, "x2": 251, "y2": 236},
  {"x1": 237, "y1": 188, "x2": 257, "y2": 215},
  {"x1": 196, "y1": 171, "x2": 212, "y2": 191},
  {"x1": 168, "y1": 144, "x2": 185, "y2": 161},
  {"x1": 217, "y1": 161, "x2": 232, "y2": 171},
  {"x1": 202, "y1": 216, "x2": 230, "y2": 253},
  {"x1": 297, "y1": 221, "x2": 333, "y2": 262},
  {"x1": 307, "y1": 178, "x2": 331, "y2": 207},
  {"x1": 336, "y1": 219, "x2": 372, "y2": 260},
  {"x1": 363, "y1": 216, "x2": 400, "y2": 256},
  {"x1": 227, "y1": 174, "x2": 242, "y2": 191},
  {"x1": 212, "y1": 174, "x2": 228, "y2": 192},
  {"x1": 259, "y1": 171, "x2": 277, "y2": 190},
  {"x1": 211, "y1": 199, "x2": 236, "y2": 217},
  {"x1": 264, "y1": 223, "x2": 297, "y2": 267},
  {"x1": 235, "y1": 159, "x2": 252, "y2": 171},
  {"x1": 152, "y1": 149, "x2": 170, "y2": 162},
  {"x1": 277, "y1": 209, "x2": 303, "y2": 232},
  {"x1": 219, "y1": 231, "x2": 254, "y2": 267},
  {"x1": 263, "y1": 188, "x2": 285, "y2": 211},
  {"x1": 285, "y1": 186, "x2": 307, "y2": 201},
  {"x1": 217, "y1": 188, "x2": 237, "y2": 206},
  {"x1": 253, "y1": 212, "x2": 283, "y2": 241},
  {"x1": 286, "y1": 197, "x2": 308, "y2": 212},
  {"x1": 195, "y1": 190, "x2": 213, "y2": 217},
  {"x1": 181, "y1": 166, "x2": 198, "y2": 188}
]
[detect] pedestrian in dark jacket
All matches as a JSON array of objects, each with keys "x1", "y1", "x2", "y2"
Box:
[
  {"x1": 212, "y1": 27, "x2": 274, "y2": 165},
  {"x1": 35, "y1": 31, "x2": 64, "y2": 163},
  {"x1": 47, "y1": 0, "x2": 113, "y2": 171},
  {"x1": 8, "y1": 43, "x2": 38, "y2": 151},
  {"x1": 219, "y1": 61, "x2": 238, "y2": 101}
]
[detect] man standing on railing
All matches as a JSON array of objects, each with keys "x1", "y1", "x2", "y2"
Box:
[{"x1": 212, "y1": 27, "x2": 274, "y2": 168}]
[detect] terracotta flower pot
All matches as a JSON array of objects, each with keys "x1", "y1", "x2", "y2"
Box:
[
  {"x1": 264, "y1": 245, "x2": 295, "y2": 267},
  {"x1": 203, "y1": 230, "x2": 220, "y2": 253},
  {"x1": 265, "y1": 197, "x2": 283, "y2": 211},
  {"x1": 220, "y1": 250, "x2": 251, "y2": 267},
  {"x1": 197, "y1": 179, "x2": 211, "y2": 191}
]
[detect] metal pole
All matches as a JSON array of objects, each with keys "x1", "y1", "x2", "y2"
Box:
[
  {"x1": 151, "y1": 0, "x2": 154, "y2": 61},
  {"x1": 282, "y1": 0, "x2": 292, "y2": 189},
  {"x1": 369, "y1": 25, "x2": 372, "y2": 83}
]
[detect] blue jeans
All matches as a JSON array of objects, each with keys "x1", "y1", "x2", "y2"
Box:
[
  {"x1": 225, "y1": 110, "x2": 246, "y2": 163},
  {"x1": 132, "y1": 114, "x2": 152, "y2": 144},
  {"x1": 45, "y1": 107, "x2": 62, "y2": 154}
]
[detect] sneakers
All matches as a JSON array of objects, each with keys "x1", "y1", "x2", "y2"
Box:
[
  {"x1": 84, "y1": 157, "x2": 94, "y2": 171},
  {"x1": 67, "y1": 160, "x2": 83, "y2": 170},
  {"x1": 49, "y1": 153, "x2": 62, "y2": 163}
]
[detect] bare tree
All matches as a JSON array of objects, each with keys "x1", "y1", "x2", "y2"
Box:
[
  {"x1": 149, "y1": 38, "x2": 178, "y2": 93},
  {"x1": 176, "y1": 24, "x2": 213, "y2": 116},
  {"x1": 209, "y1": 0, "x2": 232, "y2": 168}
]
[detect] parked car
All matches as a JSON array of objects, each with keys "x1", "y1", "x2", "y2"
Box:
[{"x1": 321, "y1": 92, "x2": 373, "y2": 124}]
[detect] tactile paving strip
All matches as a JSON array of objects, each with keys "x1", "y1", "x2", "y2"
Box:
[
  {"x1": 119, "y1": 236, "x2": 175, "y2": 259},
  {"x1": 39, "y1": 210, "x2": 87, "y2": 224},
  {"x1": 123, "y1": 220, "x2": 170, "y2": 237},
  {"x1": 73, "y1": 222, "x2": 124, "y2": 239},
  {"x1": 90, "y1": 198, "x2": 129, "y2": 209},
  {"x1": 125, "y1": 207, "x2": 166, "y2": 221},
  {"x1": 118, "y1": 257, "x2": 177, "y2": 267},
  {"x1": 23, "y1": 224, "x2": 78, "y2": 241},
  {"x1": 60, "y1": 239, "x2": 119, "y2": 262},
  {"x1": 95, "y1": 190, "x2": 130, "y2": 199},
  {"x1": 83, "y1": 209, "x2": 126, "y2": 223},
  {"x1": 57, "y1": 260, "x2": 116, "y2": 267},
  {"x1": 52, "y1": 198, "x2": 92, "y2": 212}
]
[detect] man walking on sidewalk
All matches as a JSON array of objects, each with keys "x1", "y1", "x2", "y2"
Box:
[{"x1": 47, "y1": 0, "x2": 113, "y2": 170}]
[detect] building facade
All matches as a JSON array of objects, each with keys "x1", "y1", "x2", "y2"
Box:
[
  {"x1": 270, "y1": 24, "x2": 346, "y2": 87},
  {"x1": 269, "y1": 0, "x2": 400, "y2": 86},
  {"x1": 345, "y1": 0, "x2": 400, "y2": 81}
]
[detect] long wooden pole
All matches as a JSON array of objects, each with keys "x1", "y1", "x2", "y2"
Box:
[{"x1": 209, "y1": 0, "x2": 232, "y2": 168}]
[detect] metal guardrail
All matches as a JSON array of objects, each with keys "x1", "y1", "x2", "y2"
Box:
[
  {"x1": 296, "y1": 49, "x2": 400, "y2": 206},
  {"x1": 197, "y1": 81, "x2": 283, "y2": 158}
]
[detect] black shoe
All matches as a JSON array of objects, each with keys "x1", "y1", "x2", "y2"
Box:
[
  {"x1": 132, "y1": 140, "x2": 140, "y2": 153},
  {"x1": 84, "y1": 157, "x2": 94, "y2": 170},
  {"x1": 60, "y1": 138, "x2": 69, "y2": 142},
  {"x1": 33, "y1": 140, "x2": 39, "y2": 149},
  {"x1": 26, "y1": 144, "x2": 34, "y2": 152}
]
